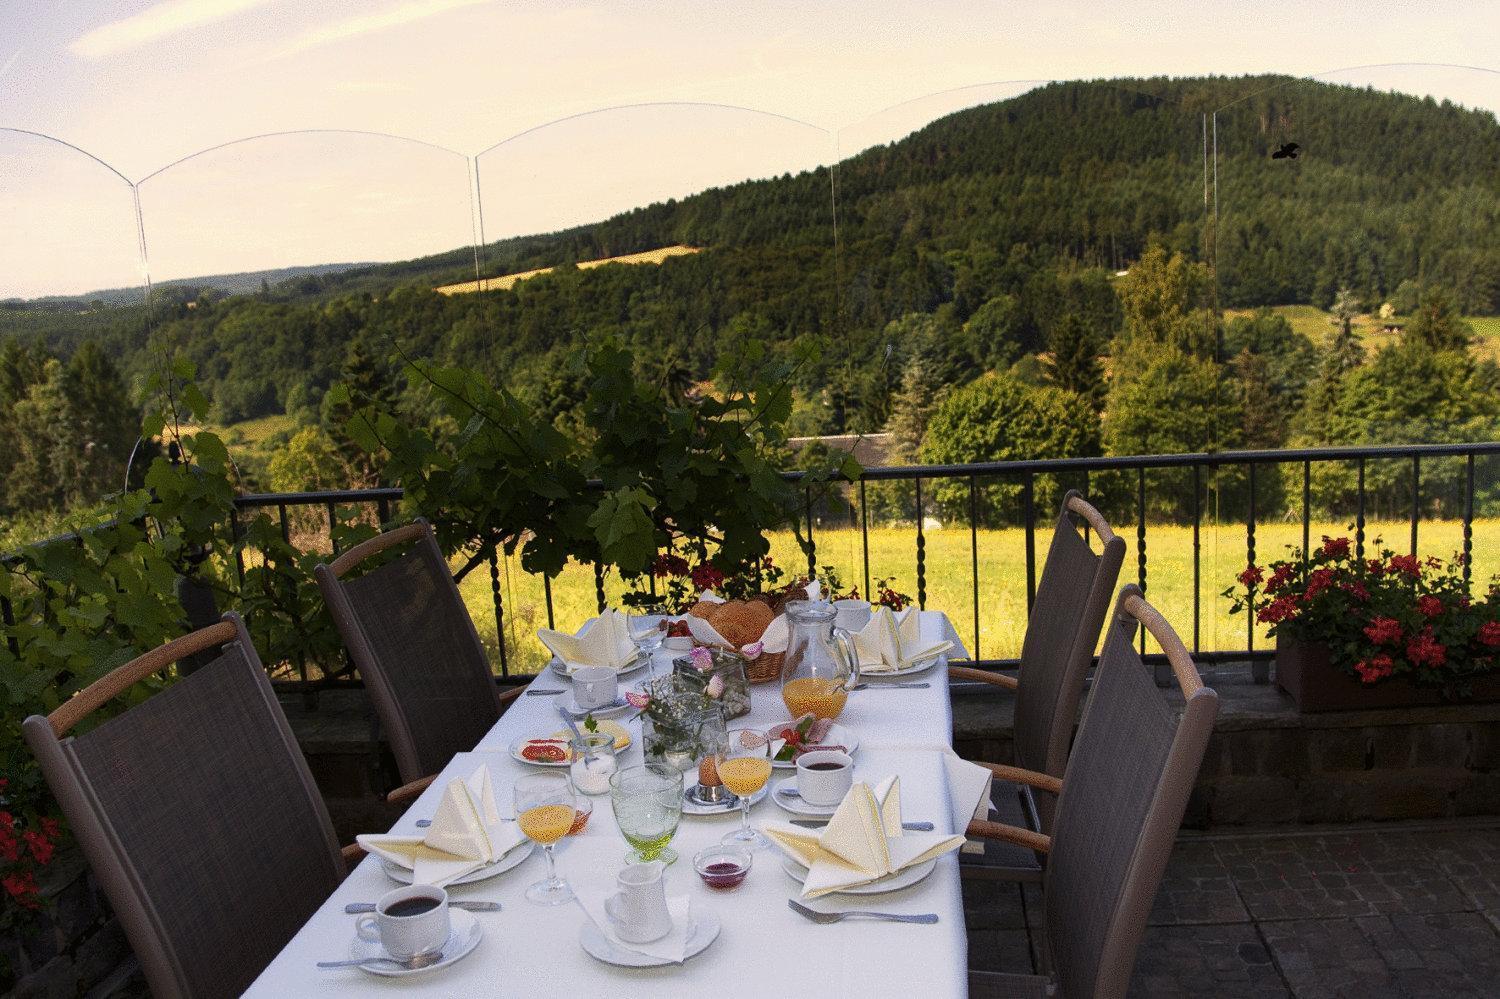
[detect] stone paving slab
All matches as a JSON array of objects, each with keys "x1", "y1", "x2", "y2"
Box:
[{"x1": 964, "y1": 819, "x2": 1500, "y2": 998}]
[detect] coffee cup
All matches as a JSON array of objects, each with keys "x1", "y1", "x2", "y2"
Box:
[
  {"x1": 795, "y1": 750, "x2": 854, "y2": 807},
  {"x1": 833, "y1": 599, "x2": 872, "y2": 632},
  {"x1": 574, "y1": 666, "x2": 619, "y2": 710},
  {"x1": 604, "y1": 861, "x2": 673, "y2": 943},
  {"x1": 354, "y1": 885, "x2": 450, "y2": 960}
]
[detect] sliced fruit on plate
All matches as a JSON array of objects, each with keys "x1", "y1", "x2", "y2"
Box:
[{"x1": 519, "y1": 740, "x2": 569, "y2": 763}]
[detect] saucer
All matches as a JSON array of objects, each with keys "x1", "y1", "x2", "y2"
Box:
[
  {"x1": 579, "y1": 911, "x2": 721, "y2": 968},
  {"x1": 563, "y1": 695, "x2": 634, "y2": 719},
  {"x1": 779, "y1": 855, "x2": 938, "y2": 896},
  {"x1": 769, "y1": 776, "x2": 840, "y2": 817},
  {"x1": 348, "y1": 908, "x2": 482, "y2": 977},
  {"x1": 858, "y1": 653, "x2": 943, "y2": 678},
  {"x1": 682, "y1": 783, "x2": 768, "y2": 816}
]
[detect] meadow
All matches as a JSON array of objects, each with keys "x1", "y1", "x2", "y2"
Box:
[{"x1": 456, "y1": 518, "x2": 1500, "y2": 676}]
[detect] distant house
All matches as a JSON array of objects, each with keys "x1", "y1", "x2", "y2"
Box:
[{"x1": 786, "y1": 433, "x2": 893, "y2": 468}]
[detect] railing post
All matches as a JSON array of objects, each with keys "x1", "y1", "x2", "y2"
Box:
[
  {"x1": 377, "y1": 496, "x2": 391, "y2": 527},
  {"x1": 859, "y1": 479, "x2": 871, "y2": 600},
  {"x1": 914, "y1": 478, "x2": 927, "y2": 611},
  {"x1": 1, "y1": 593, "x2": 17, "y2": 657},
  {"x1": 488, "y1": 547, "x2": 508, "y2": 677},
  {"x1": 594, "y1": 562, "x2": 607, "y2": 614},
  {"x1": 1301, "y1": 460, "x2": 1311, "y2": 567},
  {"x1": 969, "y1": 475, "x2": 980, "y2": 661},
  {"x1": 544, "y1": 574, "x2": 556, "y2": 630},
  {"x1": 1138, "y1": 468, "x2": 1164, "y2": 684},
  {"x1": 326, "y1": 502, "x2": 340, "y2": 555},
  {"x1": 1191, "y1": 465, "x2": 1201, "y2": 654},
  {"x1": 1248, "y1": 464, "x2": 1268, "y2": 684},
  {"x1": 1022, "y1": 472, "x2": 1037, "y2": 614},
  {"x1": 1409, "y1": 455, "x2": 1420, "y2": 557},
  {"x1": 805, "y1": 486, "x2": 816, "y2": 580},
  {"x1": 1355, "y1": 458, "x2": 1366, "y2": 559},
  {"x1": 1463, "y1": 453, "x2": 1475, "y2": 586}
]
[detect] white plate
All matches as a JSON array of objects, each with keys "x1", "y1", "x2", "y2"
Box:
[
  {"x1": 682, "y1": 783, "x2": 769, "y2": 816},
  {"x1": 770, "y1": 723, "x2": 859, "y2": 769},
  {"x1": 347, "y1": 908, "x2": 482, "y2": 977},
  {"x1": 769, "y1": 776, "x2": 840, "y2": 817},
  {"x1": 858, "y1": 653, "x2": 943, "y2": 679},
  {"x1": 779, "y1": 855, "x2": 938, "y2": 896},
  {"x1": 550, "y1": 655, "x2": 650, "y2": 680},
  {"x1": 579, "y1": 911, "x2": 721, "y2": 968},
  {"x1": 509, "y1": 737, "x2": 575, "y2": 768},
  {"x1": 380, "y1": 840, "x2": 534, "y2": 886}
]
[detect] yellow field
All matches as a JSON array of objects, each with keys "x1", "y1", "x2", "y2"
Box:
[
  {"x1": 435, "y1": 245, "x2": 701, "y2": 295},
  {"x1": 1223, "y1": 305, "x2": 1500, "y2": 362},
  {"x1": 458, "y1": 518, "x2": 1500, "y2": 676}
]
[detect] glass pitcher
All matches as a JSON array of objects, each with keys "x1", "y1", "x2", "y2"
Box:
[{"x1": 779, "y1": 599, "x2": 858, "y2": 720}]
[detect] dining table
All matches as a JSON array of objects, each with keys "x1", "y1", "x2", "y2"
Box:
[{"x1": 246, "y1": 612, "x2": 975, "y2": 997}]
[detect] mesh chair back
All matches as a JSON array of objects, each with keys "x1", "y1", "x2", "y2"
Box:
[
  {"x1": 1011, "y1": 493, "x2": 1125, "y2": 807},
  {"x1": 22, "y1": 615, "x2": 344, "y2": 999},
  {"x1": 1043, "y1": 586, "x2": 1218, "y2": 999},
  {"x1": 317, "y1": 521, "x2": 501, "y2": 783}
]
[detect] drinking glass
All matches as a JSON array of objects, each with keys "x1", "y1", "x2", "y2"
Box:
[
  {"x1": 514, "y1": 772, "x2": 577, "y2": 905},
  {"x1": 610, "y1": 763, "x2": 684, "y2": 865},
  {"x1": 718, "y1": 729, "x2": 772, "y2": 850},
  {"x1": 629, "y1": 606, "x2": 667, "y2": 675}
]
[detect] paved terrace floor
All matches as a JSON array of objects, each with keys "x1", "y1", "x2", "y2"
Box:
[{"x1": 966, "y1": 817, "x2": 1500, "y2": 998}]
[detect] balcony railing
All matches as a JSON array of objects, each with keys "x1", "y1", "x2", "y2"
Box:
[{"x1": 209, "y1": 440, "x2": 1500, "y2": 690}]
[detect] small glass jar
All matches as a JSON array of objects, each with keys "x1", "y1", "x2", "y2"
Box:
[
  {"x1": 568, "y1": 734, "x2": 618, "y2": 795},
  {"x1": 673, "y1": 647, "x2": 752, "y2": 720},
  {"x1": 640, "y1": 676, "x2": 720, "y2": 773}
]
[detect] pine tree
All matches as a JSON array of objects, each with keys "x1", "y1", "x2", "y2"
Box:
[
  {"x1": 1042, "y1": 313, "x2": 1105, "y2": 412},
  {"x1": 321, "y1": 334, "x2": 397, "y2": 487}
]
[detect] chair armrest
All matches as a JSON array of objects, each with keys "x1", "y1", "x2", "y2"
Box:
[
  {"x1": 969, "y1": 760, "x2": 1063, "y2": 796},
  {"x1": 386, "y1": 773, "x2": 438, "y2": 805},
  {"x1": 965, "y1": 820, "x2": 1052, "y2": 854},
  {"x1": 341, "y1": 841, "x2": 367, "y2": 864},
  {"x1": 947, "y1": 666, "x2": 1019, "y2": 690},
  {"x1": 499, "y1": 684, "x2": 526, "y2": 705}
]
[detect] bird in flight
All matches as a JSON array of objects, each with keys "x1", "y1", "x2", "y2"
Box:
[{"x1": 1271, "y1": 142, "x2": 1300, "y2": 160}]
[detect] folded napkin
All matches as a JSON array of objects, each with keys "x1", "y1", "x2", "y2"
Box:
[
  {"x1": 764, "y1": 775, "x2": 964, "y2": 898},
  {"x1": 539, "y1": 609, "x2": 637, "y2": 671},
  {"x1": 942, "y1": 750, "x2": 996, "y2": 854},
  {"x1": 750, "y1": 580, "x2": 823, "y2": 654},
  {"x1": 575, "y1": 888, "x2": 692, "y2": 963},
  {"x1": 357, "y1": 765, "x2": 526, "y2": 886},
  {"x1": 851, "y1": 607, "x2": 954, "y2": 672}
]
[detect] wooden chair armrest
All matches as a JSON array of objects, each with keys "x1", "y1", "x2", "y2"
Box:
[
  {"x1": 969, "y1": 760, "x2": 1063, "y2": 796},
  {"x1": 386, "y1": 773, "x2": 438, "y2": 805},
  {"x1": 947, "y1": 666, "x2": 1019, "y2": 690},
  {"x1": 966, "y1": 820, "x2": 1052, "y2": 854},
  {"x1": 499, "y1": 684, "x2": 526, "y2": 705},
  {"x1": 341, "y1": 842, "x2": 367, "y2": 864}
]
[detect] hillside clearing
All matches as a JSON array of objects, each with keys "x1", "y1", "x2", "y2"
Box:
[{"x1": 435, "y1": 245, "x2": 701, "y2": 295}]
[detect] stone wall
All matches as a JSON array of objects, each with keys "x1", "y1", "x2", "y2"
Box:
[{"x1": 3, "y1": 852, "x2": 139, "y2": 998}]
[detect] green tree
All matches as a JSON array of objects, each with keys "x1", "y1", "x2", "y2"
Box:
[
  {"x1": 1114, "y1": 244, "x2": 1214, "y2": 358},
  {"x1": 1405, "y1": 287, "x2": 1474, "y2": 353},
  {"x1": 1104, "y1": 349, "x2": 1241, "y2": 457},
  {"x1": 1041, "y1": 312, "x2": 1105, "y2": 412},
  {"x1": 920, "y1": 372, "x2": 1098, "y2": 524}
]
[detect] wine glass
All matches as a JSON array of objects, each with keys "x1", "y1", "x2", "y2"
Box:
[
  {"x1": 610, "y1": 763, "x2": 684, "y2": 865},
  {"x1": 718, "y1": 729, "x2": 772, "y2": 850},
  {"x1": 629, "y1": 603, "x2": 668, "y2": 675},
  {"x1": 514, "y1": 772, "x2": 577, "y2": 905}
]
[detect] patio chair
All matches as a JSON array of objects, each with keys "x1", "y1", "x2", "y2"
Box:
[
  {"x1": 315, "y1": 519, "x2": 524, "y2": 803},
  {"x1": 22, "y1": 613, "x2": 349, "y2": 999},
  {"x1": 965, "y1": 585, "x2": 1220, "y2": 999},
  {"x1": 950, "y1": 490, "x2": 1125, "y2": 877}
]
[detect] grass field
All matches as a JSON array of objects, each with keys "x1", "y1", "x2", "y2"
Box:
[
  {"x1": 457, "y1": 518, "x2": 1500, "y2": 676},
  {"x1": 434, "y1": 245, "x2": 700, "y2": 296},
  {"x1": 1224, "y1": 305, "x2": 1500, "y2": 362}
]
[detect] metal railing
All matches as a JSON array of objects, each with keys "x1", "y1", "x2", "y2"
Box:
[{"x1": 213, "y1": 440, "x2": 1500, "y2": 689}]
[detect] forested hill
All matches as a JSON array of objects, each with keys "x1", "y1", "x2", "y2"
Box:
[{"x1": 6, "y1": 75, "x2": 1499, "y2": 427}]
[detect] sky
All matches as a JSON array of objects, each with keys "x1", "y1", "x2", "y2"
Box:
[{"x1": 2, "y1": 0, "x2": 1497, "y2": 297}]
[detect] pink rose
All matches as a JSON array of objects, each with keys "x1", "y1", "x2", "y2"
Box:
[{"x1": 741, "y1": 641, "x2": 764, "y2": 660}]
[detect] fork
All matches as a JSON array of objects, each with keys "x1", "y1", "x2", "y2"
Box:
[{"x1": 787, "y1": 899, "x2": 938, "y2": 924}]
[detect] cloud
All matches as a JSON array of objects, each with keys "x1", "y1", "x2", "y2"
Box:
[
  {"x1": 70, "y1": 0, "x2": 278, "y2": 60},
  {"x1": 271, "y1": 0, "x2": 491, "y2": 61}
]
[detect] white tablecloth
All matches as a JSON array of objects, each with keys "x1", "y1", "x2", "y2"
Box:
[{"x1": 246, "y1": 612, "x2": 971, "y2": 997}]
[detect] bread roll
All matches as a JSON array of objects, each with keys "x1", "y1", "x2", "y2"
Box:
[{"x1": 707, "y1": 599, "x2": 774, "y2": 647}]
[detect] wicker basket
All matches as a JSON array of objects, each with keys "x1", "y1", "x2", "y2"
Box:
[{"x1": 745, "y1": 649, "x2": 785, "y2": 685}]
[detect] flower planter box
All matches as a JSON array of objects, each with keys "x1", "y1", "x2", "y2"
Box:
[{"x1": 1275, "y1": 635, "x2": 1500, "y2": 712}]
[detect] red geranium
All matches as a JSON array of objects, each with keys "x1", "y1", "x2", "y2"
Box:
[
  {"x1": 1479, "y1": 621, "x2": 1500, "y2": 648},
  {"x1": 1237, "y1": 565, "x2": 1264, "y2": 588},
  {"x1": 1363, "y1": 616, "x2": 1404, "y2": 646},
  {"x1": 652, "y1": 553, "x2": 690, "y2": 579},
  {"x1": 3, "y1": 871, "x2": 39, "y2": 909},
  {"x1": 1388, "y1": 554, "x2": 1422, "y2": 577},
  {"x1": 1406, "y1": 628, "x2": 1447, "y2": 669},
  {"x1": 1417, "y1": 595, "x2": 1444, "y2": 618},
  {"x1": 1355, "y1": 654, "x2": 1394, "y2": 684},
  {"x1": 1257, "y1": 596, "x2": 1300, "y2": 625},
  {"x1": 1320, "y1": 536, "x2": 1351, "y2": 559},
  {"x1": 689, "y1": 563, "x2": 726, "y2": 591}
]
